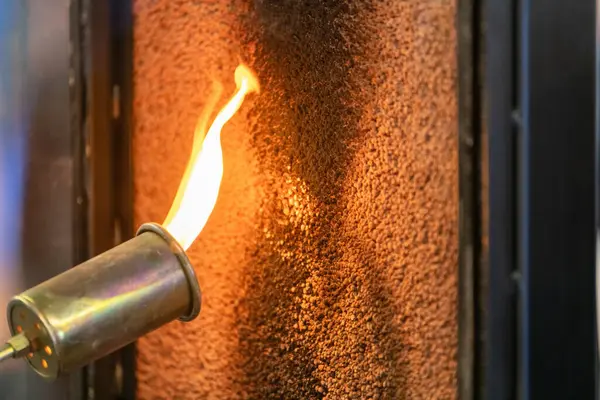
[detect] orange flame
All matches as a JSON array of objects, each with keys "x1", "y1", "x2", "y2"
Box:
[{"x1": 164, "y1": 65, "x2": 260, "y2": 250}]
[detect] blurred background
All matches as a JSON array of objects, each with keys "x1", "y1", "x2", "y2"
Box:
[{"x1": 0, "y1": 0, "x2": 74, "y2": 398}]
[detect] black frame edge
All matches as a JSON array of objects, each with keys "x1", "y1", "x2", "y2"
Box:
[
  {"x1": 70, "y1": 0, "x2": 89, "y2": 398},
  {"x1": 517, "y1": 0, "x2": 596, "y2": 398},
  {"x1": 486, "y1": 0, "x2": 518, "y2": 398},
  {"x1": 75, "y1": 0, "x2": 135, "y2": 398},
  {"x1": 458, "y1": 0, "x2": 485, "y2": 398},
  {"x1": 110, "y1": 0, "x2": 136, "y2": 397}
]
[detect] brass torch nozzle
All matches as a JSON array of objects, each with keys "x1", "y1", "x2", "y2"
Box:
[{"x1": 0, "y1": 223, "x2": 201, "y2": 380}]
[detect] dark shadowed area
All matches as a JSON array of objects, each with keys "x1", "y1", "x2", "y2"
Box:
[{"x1": 133, "y1": 1, "x2": 458, "y2": 398}]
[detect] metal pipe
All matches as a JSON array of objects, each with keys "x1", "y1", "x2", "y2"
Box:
[
  {"x1": 0, "y1": 344, "x2": 15, "y2": 363},
  {"x1": 0, "y1": 223, "x2": 201, "y2": 380}
]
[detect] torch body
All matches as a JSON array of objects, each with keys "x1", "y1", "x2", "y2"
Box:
[{"x1": 3, "y1": 223, "x2": 201, "y2": 380}]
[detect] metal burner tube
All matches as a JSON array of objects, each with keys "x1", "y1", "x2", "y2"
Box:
[{"x1": 4, "y1": 223, "x2": 201, "y2": 380}]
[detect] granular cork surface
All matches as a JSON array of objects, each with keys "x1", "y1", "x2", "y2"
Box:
[{"x1": 133, "y1": 1, "x2": 458, "y2": 399}]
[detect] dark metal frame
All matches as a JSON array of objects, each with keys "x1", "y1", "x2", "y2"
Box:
[
  {"x1": 485, "y1": 0, "x2": 596, "y2": 399},
  {"x1": 457, "y1": 0, "x2": 485, "y2": 398},
  {"x1": 485, "y1": 0, "x2": 517, "y2": 398},
  {"x1": 517, "y1": 2, "x2": 595, "y2": 398},
  {"x1": 71, "y1": 0, "x2": 134, "y2": 398}
]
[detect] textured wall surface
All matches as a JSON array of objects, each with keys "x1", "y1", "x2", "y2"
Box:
[{"x1": 133, "y1": 1, "x2": 458, "y2": 398}]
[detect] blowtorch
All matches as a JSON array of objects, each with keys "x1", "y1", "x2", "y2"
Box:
[{"x1": 0, "y1": 222, "x2": 201, "y2": 380}]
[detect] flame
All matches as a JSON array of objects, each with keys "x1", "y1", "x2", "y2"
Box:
[{"x1": 164, "y1": 65, "x2": 260, "y2": 250}]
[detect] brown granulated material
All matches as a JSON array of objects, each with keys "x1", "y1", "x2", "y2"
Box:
[{"x1": 133, "y1": 1, "x2": 458, "y2": 399}]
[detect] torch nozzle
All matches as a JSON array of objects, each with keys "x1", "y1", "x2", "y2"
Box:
[{"x1": 2, "y1": 223, "x2": 201, "y2": 380}]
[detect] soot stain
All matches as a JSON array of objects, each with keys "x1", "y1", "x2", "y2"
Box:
[
  {"x1": 234, "y1": 1, "x2": 400, "y2": 398},
  {"x1": 241, "y1": 0, "x2": 367, "y2": 203}
]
